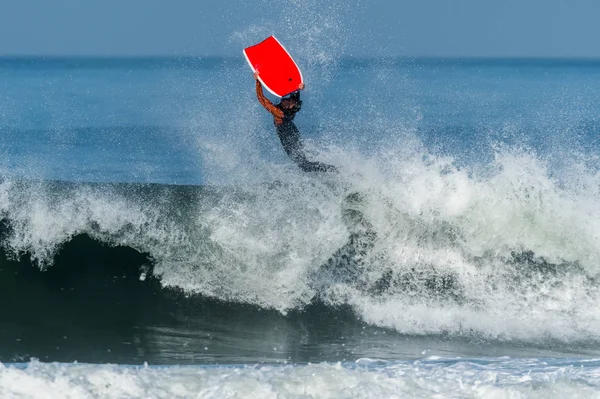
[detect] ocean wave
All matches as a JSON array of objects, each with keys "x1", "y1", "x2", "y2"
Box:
[{"x1": 2, "y1": 139, "x2": 600, "y2": 343}]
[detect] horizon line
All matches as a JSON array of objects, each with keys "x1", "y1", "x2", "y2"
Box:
[{"x1": 3, "y1": 54, "x2": 600, "y2": 61}]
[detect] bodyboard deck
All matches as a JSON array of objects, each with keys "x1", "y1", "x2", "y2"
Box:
[{"x1": 243, "y1": 36, "x2": 303, "y2": 97}]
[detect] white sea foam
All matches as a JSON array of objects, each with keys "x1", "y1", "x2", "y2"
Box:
[{"x1": 1, "y1": 358, "x2": 600, "y2": 399}]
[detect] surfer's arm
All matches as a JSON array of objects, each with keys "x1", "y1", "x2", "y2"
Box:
[{"x1": 255, "y1": 80, "x2": 284, "y2": 120}]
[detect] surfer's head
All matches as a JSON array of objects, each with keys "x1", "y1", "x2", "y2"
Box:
[
  {"x1": 280, "y1": 98, "x2": 298, "y2": 110},
  {"x1": 280, "y1": 92, "x2": 302, "y2": 111}
]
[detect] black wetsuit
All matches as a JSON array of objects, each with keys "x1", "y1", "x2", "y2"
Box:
[
  {"x1": 275, "y1": 92, "x2": 337, "y2": 173},
  {"x1": 256, "y1": 81, "x2": 336, "y2": 173}
]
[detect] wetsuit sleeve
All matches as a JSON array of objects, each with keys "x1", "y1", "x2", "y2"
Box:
[{"x1": 256, "y1": 80, "x2": 284, "y2": 120}]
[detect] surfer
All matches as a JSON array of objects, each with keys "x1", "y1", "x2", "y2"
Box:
[{"x1": 254, "y1": 72, "x2": 337, "y2": 173}]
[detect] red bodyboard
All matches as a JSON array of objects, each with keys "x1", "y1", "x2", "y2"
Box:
[{"x1": 243, "y1": 36, "x2": 303, "y2": 98}]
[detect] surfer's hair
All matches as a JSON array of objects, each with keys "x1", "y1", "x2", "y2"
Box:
[
  {"x1": 282, "y1": 92, "x2": 302, "y2": 106},
  {"x1": 280, "y1": 96, "x2": 302, "y2": 111}
]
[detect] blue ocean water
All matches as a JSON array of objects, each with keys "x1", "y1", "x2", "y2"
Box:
[{"x1": 2, "y1": 56, "x2": 600, "y2": 397}]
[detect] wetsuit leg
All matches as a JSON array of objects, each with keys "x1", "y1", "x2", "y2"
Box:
[
  {"x1": 276, "y1": 122, "x2": 337, "y2": 173},
  {"x1": 296, "y1": 158, "x2": 338, "y2": 173}
]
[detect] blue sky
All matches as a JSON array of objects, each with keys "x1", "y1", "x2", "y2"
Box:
[{"x1": 0, "y1": 0, "x2": 598, "y2": 57}]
